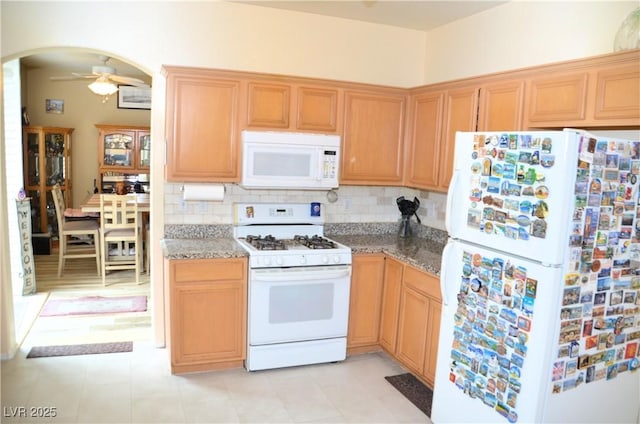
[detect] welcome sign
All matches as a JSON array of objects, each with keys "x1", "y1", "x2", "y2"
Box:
[{"x1": 16, "y1": 199, "x2": 35, "y2": 295}]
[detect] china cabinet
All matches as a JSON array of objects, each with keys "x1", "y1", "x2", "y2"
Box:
[
  {"x1": 96, "y1": 124, "x2": 150, "y2": 193},
  {"x1": 22, "y1": 126, "x2": 73, "y2": 237}
]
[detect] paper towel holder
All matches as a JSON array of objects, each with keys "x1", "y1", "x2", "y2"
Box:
[{"x1": 181, "y1": 183, "x2": 226, "y2": 201}]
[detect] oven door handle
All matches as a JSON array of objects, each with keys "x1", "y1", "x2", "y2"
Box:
[{"x1": 251, "y1": 267, "x2": 351, "y2": 282}]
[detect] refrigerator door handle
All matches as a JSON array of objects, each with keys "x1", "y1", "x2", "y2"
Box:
[
  {"x1": 440, "y1": 241, "x2": 454, "y2": 306},
  {"x1": 445, "y1": 171, "x2": 459, "y2": 235}
]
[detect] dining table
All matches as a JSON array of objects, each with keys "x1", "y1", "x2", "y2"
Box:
[{"x1": 79, "y1": 192, "x2": 150, "y2": 213}]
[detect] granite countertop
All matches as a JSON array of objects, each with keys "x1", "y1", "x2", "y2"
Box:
[
  {"x1": 328, "y1": 234, "x2": 445, "y2": 276},
  {"x1": 162, "y1": 224, "x2": 446, "y2": 274},
  {"x1": 161, "y1": 238, "x2": 247, "y2": 260}
]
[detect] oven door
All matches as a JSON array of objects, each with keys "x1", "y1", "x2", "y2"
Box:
[{"x1": 248, "y1": 265, "x2": 351, "y2": 345}]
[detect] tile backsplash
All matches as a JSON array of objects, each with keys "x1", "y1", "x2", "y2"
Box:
[{"x1": 164, "y1": 183, "x2": 447, "y2": 230}]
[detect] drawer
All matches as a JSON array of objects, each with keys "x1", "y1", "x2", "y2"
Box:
[
  {"x1": 172, "y1": 258, "x2": 246, "y2": 282},
  {"x1": 402, "y1": 265, "x2": 441, "y2": 301}
]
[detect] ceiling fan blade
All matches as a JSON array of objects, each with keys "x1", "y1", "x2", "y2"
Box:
[
  {"x1": 109, "y1": 75, "x2": 147, "y2": 86},
  {"x1": 50, "y1": 75, "x2": 95, "y2": 81},
  {"x1": 72, "y1": 72, "x2": 97, "y2": 78}
]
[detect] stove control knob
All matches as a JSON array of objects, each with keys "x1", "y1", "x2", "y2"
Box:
[
  {"x1": 264, "y1": 257, "x2": 272, "y2": 266},
  {"x1": 300, "y1": 256, "x2": 307, "y2": 265},
  {"x1": 333, "y1": 255, "x2": 340, "y2": 263},
  {"x1": 322, "y1": 255, "x2": 329, "y2": 264},
  {"x1": 276, "y1": 257, "x2": 284, "y2": 266}
]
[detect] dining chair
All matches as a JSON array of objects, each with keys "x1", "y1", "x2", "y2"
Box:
[
  {"x1": 52, "y1": 184, "x2": 100, "y2": 277},
  {"x1": 100, "y1": 194, "x2": 142, "y2": 285}
]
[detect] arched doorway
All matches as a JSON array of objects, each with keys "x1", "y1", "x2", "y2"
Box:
[{"x1": 2, "y1": 47, "x2": 154, "y2": 355}]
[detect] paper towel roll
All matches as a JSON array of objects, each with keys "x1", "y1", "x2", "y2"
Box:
[{"x1": 182, "y1": 184, "x2": 225, "y2": 201}]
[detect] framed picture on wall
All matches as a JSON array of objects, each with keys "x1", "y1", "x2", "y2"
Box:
[
  {"x1": 45, "y1": 99, "x2": 64, "y2": 114},
  {"x1": 117, "y1": 85, "x2": 151, "y2": 110}
]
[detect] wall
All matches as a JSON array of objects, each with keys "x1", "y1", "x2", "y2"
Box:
[
  {"x1": 423, "y1": 1, "x2": 638, "y2": 84},
  {"x1": 24, "y1": 68, "x2": 150, "y2": 207}
]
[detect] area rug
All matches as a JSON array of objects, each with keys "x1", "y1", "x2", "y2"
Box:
[
  {"x1": 385, "y1": 373, "x2": 433, "y2": 417},
  {"x1": 26, "y1": 341, "x2": 133, "y2": 358},
  {"x1": 39, "y1": 295, "x2": 147, "y2": 317}
]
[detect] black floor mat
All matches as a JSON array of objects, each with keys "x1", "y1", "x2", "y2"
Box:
[{"x1": 385, "y1": 372, "x2": 433, "y2": 417}]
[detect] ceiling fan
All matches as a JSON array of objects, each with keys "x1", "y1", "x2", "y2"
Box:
[{"x1": 50, "y1": 55, "x2": 147, "y2": 97}]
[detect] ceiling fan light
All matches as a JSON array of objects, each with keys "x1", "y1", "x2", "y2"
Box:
[{"x1": 88, "y1": 80, "x2": 118, "y2": 96}]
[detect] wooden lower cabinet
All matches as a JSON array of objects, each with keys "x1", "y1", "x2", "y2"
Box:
[
  {"x1": 379, "y1": 256, "x2": 403, "y2": 353},
  {"x1": 347, "y1": 253, "x2": 385, "y2": 353},
  {"x1": 395, "y1": 264, "x2": 443, "y2": 388},
  {"x1": 167, "y1": 257, "x2": 247, "y2": 374},
  {"x1": 347, "y1": 253, "x2": 443, "y2": 388}
]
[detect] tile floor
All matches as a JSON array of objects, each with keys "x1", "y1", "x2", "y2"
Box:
[
  {"x1": 1, "y1": 344, "x2": 430, "y2": 423},
  {"x1": 3, "y1": 255, "x2": 430, "y2": 423}
]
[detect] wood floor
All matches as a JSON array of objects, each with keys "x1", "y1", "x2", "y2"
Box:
[{"x1": 14, "y1": 250, "x2": 152, "y2": 348}]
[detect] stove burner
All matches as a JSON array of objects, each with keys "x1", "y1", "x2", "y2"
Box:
[
  {"x1": 294, "y1": 235, "x2": 337, "y2": 249},
  {"x1": 245, "y1": 235, "x2": 286, "y2": 251}
]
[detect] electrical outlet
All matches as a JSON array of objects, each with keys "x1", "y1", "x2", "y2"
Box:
[{"x1": 344, "y1": 198, "x2": 351, "y2": 210}]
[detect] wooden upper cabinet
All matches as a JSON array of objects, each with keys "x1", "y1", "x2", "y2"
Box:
[
  {"x1": 404, "y1": 90, "x2": 444, "y2": 190},
  {"x1": 477, "y1": 79, "x2": 525, "y2": 131},
  {"x1": 593, "y1": 63, "x2": 640, "y2": 123},
  {"x1": 164, "y1": 67, "x2": 240, "y2": 182},
  {"x1": 246, "y1": 81, "x2": 340, "y2": 132},
  {"x1": 438, "y1": 86, "x2": 479, "y2": 192},
  {"x1": 296, "y1": 86, "x2": 339, "y2": 132},
  {"x1": 341, "y1": 89, "x2": 406, "y2": 185},
  {"x1": 524, "y1": 49, "x2": 639, "y2": 128},
  {"x1": 525, "y1": 72, "x2": 589, "y2": 124},
  {"x1": 247, "y1": 82, "x2": 291, "y2": 128}
]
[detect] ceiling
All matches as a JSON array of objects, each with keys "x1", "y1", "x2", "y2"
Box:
[
  {"x1": 20, "y1": 1, "x2": 507, "y2": 76},
  {"x1": 21, "y1": 52, "x2": 149, "y2": 81},
  {"x1": 233, "y1": 1, "x2": 508, "y2": 32}
]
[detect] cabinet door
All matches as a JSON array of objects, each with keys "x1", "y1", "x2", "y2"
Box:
[
  {"x1": 379, "y1": 256, "x2": 403, "y2": 354},
  {"x1": 438, "y1": 86, "x2": 479, "y2": 191},
  {"x1": 166, "y1": 72, "x2": 240, "y2": 181},
  {"x1": 342, "y1": 90, "x2": 406, "y2": 185},
  {"x1": 137, "y1": 131, "x2": 151, "y2": 170},
  {"x1": 296, "y1": 86, "x2": 339, "y2": 132},
  {"x1": 477, "y1": 80, "x2": 525, "y2": 131},
  {"x1": 405, "y1": 90, "x2": 444, "y2": 190},
  {"x1": 247, "y1": 82, "x2": 290, "y2": 128},
  {"x1": 99, "y1": 130, "x2": 136, "y2": 170},
  {"x1": 525, "y1": 72, "x2": 589, "y2": 124},
  {"x1": 396, "y1": 284, "x2": 429, "y2": 374},
  {"x1": 347, "y1": 254, "x2": 385, "y2": 350},
  {"x1": 423, "y1": 299, "x2": 442, "y2": 387},
  {"x1": 169, "y1": 258, "x2": 247, "y2": 372},
  {"x1": 594, "y1": 64, "x2": 640, "y2": 122}
]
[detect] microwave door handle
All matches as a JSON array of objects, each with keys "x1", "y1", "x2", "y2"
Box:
[
  {"x1": 318, "y1": 151, "x2": 324, "y2": 181},
  {"x1": 252, "y1": 268, "x2": 351, "y2": 282}
]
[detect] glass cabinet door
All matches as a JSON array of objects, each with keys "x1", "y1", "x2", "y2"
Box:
[
  {"x1": 102, "y1": 132, "x2": 134, "y2": 168},
  {"x1": 138, "y1": 132, "x2": 151, "y2": 169},
  {"x1": 25, "y1": 131, "x2": 41, "y2": 186},
  {"x1": 44, "y1": 132, "x2": 67, "y2": 186}
]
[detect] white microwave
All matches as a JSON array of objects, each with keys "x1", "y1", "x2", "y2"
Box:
[{"x1": 241, "y1": 130, "x2": 341, "y2": 190}]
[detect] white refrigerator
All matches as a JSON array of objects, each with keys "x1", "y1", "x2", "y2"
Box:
[{"x1": 432, "y1": 129, "x2": 640, "y2": 424}]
